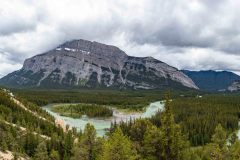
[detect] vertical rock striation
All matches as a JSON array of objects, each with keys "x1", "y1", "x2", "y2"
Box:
[{"x1": 0, "y1": 39, "x2": 198, "y2": 90}]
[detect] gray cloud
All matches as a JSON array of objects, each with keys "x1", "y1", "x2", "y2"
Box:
[
  {"x1": 0, "y1": 0, "x2": 40, "y2": 36},
  {"x1": 0, "y1": 0, "x2": 240, "y2": 77},
  {"x1": 0, "y1": 50, "x2": 22, "y2": 77},
  {"x1": 126, "y1": 0, "x2": 240, "y2": 54}
]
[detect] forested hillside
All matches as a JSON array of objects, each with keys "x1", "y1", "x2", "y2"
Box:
[
  {"x1": 0, "y1": 89, "x2": 76, "y2": 159},
  {"x1": 1, "y1": 89, "x2": 240, "y2": 159},
  {"x1": 172, "y1": 95, "x2": 240, "y2": 146},
  {"x1": 109, "y1": 96, "x2": 240, "y2": 159}
]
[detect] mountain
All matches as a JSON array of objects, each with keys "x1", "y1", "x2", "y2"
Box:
[
  {"x1": 0, "y1": 39, "x2": 198, "y2": 90},
  {"x1": 182, "y1": 70, "x2": 240, "y2": 91},
  {"x1": 228, "y1": 81, "x2": 240, "y2": 92}
]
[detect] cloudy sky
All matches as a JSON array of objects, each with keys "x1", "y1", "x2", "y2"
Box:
[{"x1": 0, "y1": 0, "x2": 240, "y2": 77}]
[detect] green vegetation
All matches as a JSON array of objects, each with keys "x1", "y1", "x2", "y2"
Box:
[
  {"x1": 72, "y1": 123, "x2": 101, "y2": 160},
  {"x1": 171, "y1": 95, "x2": 240, "y2": 146},
  {"x1": 74, "y1": 95, "x2": 240, "y2": 160},
  {"x1": 0, "y1": 89, "x2": 76, "y2": 159},
  {"x1": 13, "y1": 89, "x2": 200, "y2": 112},
  {"x1": 71, "y1": 98, "x2": 189, "y2": 160},
  {"x1": 2, "y1": 88, "x2": 240, "y2": 160},
  {"x1": 109, "y1": 97, "x2": 189, "y2": 159},
  {"x1": 34, "y1": 142, "x2": 49, "y2": 160},
  {"x1": 13, "y1": 89, "x2": 161, "y2": 107},
  {"x1": 51, "y1": 104, "x2": 113, "y2": 118},
  {"x1": 0, "y1": 90, "x2": 58, "y2": 137},
  {"x1": 100, "y1": 127, "x2": 138, "y2": 160}
]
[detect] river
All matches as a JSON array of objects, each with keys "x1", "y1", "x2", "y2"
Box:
[{"x1": 42, "y1": 101, "x2": 164, "y2": 136}]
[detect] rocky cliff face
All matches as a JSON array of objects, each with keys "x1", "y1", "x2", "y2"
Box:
[
  {"x1": 228, "y1": 81, "x2": 240, "y2": 92},
  {"x1": 0, "y1": 39, "x2": 198, "y2": 89}
]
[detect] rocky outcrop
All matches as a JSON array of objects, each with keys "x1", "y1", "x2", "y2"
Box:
[
  {"x1": 228, "y1": 81, "x2": 240, "y2": 92},
  {"x1": 0, "y1": 39, "x2": 198, "y2": 90}
]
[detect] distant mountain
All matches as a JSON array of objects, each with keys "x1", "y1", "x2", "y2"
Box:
[
  {"x1": 182, "y1": 70, "x2": 240, "y2": 91},
  {"x1": 0, "y1": 39, "x2": 198, "y2": 90}
]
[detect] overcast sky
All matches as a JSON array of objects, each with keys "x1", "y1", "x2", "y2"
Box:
[{"x1": 0, "y1": 0, "x2": 240, "y2": 77}]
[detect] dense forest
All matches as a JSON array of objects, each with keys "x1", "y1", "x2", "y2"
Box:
[
  {"x1": 51, "y1": 104, "x2": 113, "y2": 118},
  {"x1": 13, "y1": 89, "x2": 200, "y2": 111},
  {"x1": 1, "y1": 88, "x2": 240, "y2": 159},
  {"x1": 171, "y1": 95, "x2": 240, "y2": 146}
]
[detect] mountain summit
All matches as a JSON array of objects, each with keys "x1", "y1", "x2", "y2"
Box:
[{"x1": 0, "y1": 39, "x2": 198, "y2": 90}]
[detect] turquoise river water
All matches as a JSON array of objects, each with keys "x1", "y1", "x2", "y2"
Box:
[{"x1": 43, "y1": 101, "x2": 164, "y2": 136}]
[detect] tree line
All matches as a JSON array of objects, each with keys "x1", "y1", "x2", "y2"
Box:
[
  {"x1": 171, "y1": 95, "x2": 240, "y2": 146},
  {"x1": 52, "y1": 104, "x2": 113, "y2": 118}
]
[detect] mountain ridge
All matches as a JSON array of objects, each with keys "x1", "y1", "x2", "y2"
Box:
[
  {"x1": 0, "y1": 39, "x2": 198, "y2": 90},
  {"x1": 182, "y1": 70, "x2": 240, "y2": 91}
]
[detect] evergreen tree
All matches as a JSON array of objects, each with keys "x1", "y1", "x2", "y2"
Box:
[
  {"x1": 64, "y1": 130, "x2": 74, "y2": 159},
  {"x1": 230, "y1": 140, "x2": 240, "y2": 160},
  {"x1": 160, "y1": 93, "x2": 188, "y2": 160},
  {"x1": 72, "y1": 123, "x2": 97, "y2": 160},
  {"x1": 100, "y1": 127, "x2": 137, "y2": 160},
  {"x1": 211, "y1": 124, "x2": 227, "y2": 150},
  {"x1": 34, "y1": 141, "x2": 49, "y2": 160},
  {"x1": 1, "y1": 139, "x2": 8, "y2": 151},
  {"x1": 202, "y1": 124, "x2": 228, "y2": 160},
  {"x1": 203, "y1": 143, "x2": 223, "y2": 160},
  {"x1": 143, "y1": 125, "x2": 163, "y2": 160},
  {"x1": 129, "y1": 119, "x2": 152, "y2": 142},
  {"x1": 50, "y1": 149, "x2": 60, "y2": 160},
  {"x1": 25, "y1": 132, "x2": 39, "y2": 157}
]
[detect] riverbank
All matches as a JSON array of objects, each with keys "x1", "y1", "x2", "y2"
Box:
[{"x1": 43, "y1": 101, "x2": 164, "y2": 136}]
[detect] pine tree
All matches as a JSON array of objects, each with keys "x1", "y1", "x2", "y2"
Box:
[
  {"x1": 100, "y1": 127, "x2": 137, "y2": 160},
  {"x1": 24, "y1": 132, "x2": 39, "y2": 157},
  {"x1": 50, "y1": 149, "x2": 60, "y2": 160},
  {"x1": 230, "y1": 140, "x2": 240, "y2": 160},
  {"x1": 72, "y1": 123, "x2": 97, "y2": 160},
  {"x1": 211, "y1": 124, "x2": 227, "y2": 150},
  {"x1": 143, "y1": 125, "x2": 163, "y2": 160},
  {"x1": 202, "y1": 124, "x2": 228, "y2": 160},
  {"x1": 1, "y1": 139, "x2": 8, "y2": 151},
  {"x1": 204, "y1": 143, "x2": 223, "y2": 160},
  {"x1": 160, "y1": 93, "x2": 188, "y2": 160},
  {"x1": 129, "y1": 119, "x2": 152, "y2": 142},
  {"x1": 34, "y1": 141, "x2": 49, "y2": 160},
  {"x1": 64, "y1": 130, "x2": 74, "y2": 159}
]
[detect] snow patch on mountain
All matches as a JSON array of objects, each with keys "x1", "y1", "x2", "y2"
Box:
[{"x1": 0, "y1": 39, "x2": 198, "y2": 90}]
